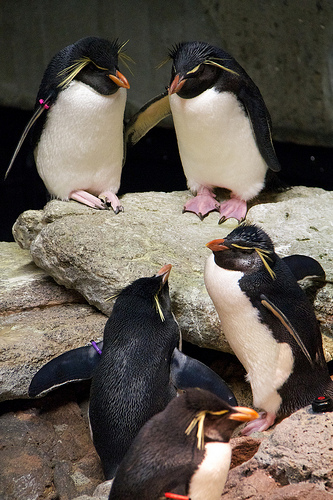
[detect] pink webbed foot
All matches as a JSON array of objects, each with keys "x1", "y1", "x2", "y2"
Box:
[
  {"x1": 241, "y1": 411, "x2": 276, "y2": 435},
  {"x1": 70, "y1": 190, "x2": 108, "y2": 210},
  {"x1": 99, "y1": 191, "x2": 124, "y2": 214},
  {"x1": 219, "y1": 195, "x2": 247, "y2": 224},
  {"x1": 183, "y1": 187, "x2": 219, "y2": 220}
]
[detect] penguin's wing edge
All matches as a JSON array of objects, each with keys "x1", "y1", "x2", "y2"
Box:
[
  {"x1": 170, "y1": 347, "x2": 238, "y2": 406},
  {"x1": 238, "y1": 87, "x2": 281, "y2": 173},
  {"x1": 260, "y1": 294, "x2": 314, "y2": 366},
  {"x1": 125, "y1": 91, "x2": 171, "y2": 147},
  {"x1": 4, "y1": 95, "x2": 53, "y2": 180},
  {"x1": 28, "y1": 341, "x2": 103, "y2": 398}
]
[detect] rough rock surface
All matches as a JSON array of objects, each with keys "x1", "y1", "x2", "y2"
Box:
[
  {"x1": 0, "y1": 388, "x2": 104, "y2": 500},
  {"x1": 0, "y1": 242, "x2": 106, "y2": 402},
  {"x1": 1, "y1": 187, "x2": 333, "y2": 499},
  {"x1": 221, "y1": 406, "x2": 333, "y2": 499},
  {"x1": 11, "y1": 187, "x2": 333, "y2": 357}
]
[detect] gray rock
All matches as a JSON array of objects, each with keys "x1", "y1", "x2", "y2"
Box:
[
  {"x1": 222, "y1": 406, "x2": 333, "y2": 498},
  {"x1": 0, "y1": 242, "x2": 106, "y2": 401},
  {"x1": 255, "y1": 406, "x2": 333, "y2": 485},
  {"x1": 12, "y1": 187, "x2": 333, "y2": 358}
]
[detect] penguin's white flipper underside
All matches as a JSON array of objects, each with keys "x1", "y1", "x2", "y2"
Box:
[
  {"x1": 260, "y1": 294, "x2": 314, "y2": 367},
  {"x1": 125, "y1": 91, "x2": 171, "y2": 147}
]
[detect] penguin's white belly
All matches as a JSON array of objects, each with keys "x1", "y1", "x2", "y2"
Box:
[
  {"x1": 204, "y1": 255, "x2": 294, "y2": 414},
  {"x1": 169, "y1": 88, "x2": 267, "y2": 200},
  {"x1": 35, "y1": 81, "x2": 126, "y2": 199},
  {"x1": 188, "y1": 442, "x2": 231, "y2": 500}
]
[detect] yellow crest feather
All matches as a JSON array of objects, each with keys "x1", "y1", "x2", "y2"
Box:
[
  {"x1": 231, "y1": 243, "x2": 276, "y2": 280},
  {"x1": 154, "y1": 294, "x2": 165, "y2": 321},
  {"x1": 185, "y1": 409, "x2": 229, "y2": 450}
]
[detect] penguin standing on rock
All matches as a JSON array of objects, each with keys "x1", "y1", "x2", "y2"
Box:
[
  {"x1": 204, "y1": 223, "x2": 333, "y2": 434},
  {"x1": 126, "y1": 41, "x2": 280, "y2": 223},
  {"x1": 6, "y1": 36, "x2": 130, "y2": 212},
  {"x1": 109, "y1": 388, "x2": 258, "y2": 500}
]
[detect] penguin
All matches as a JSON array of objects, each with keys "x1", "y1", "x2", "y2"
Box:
[
  {"x1": 125, "y1": 41, "x2": 280, "y2": 223},
  {"x1": 108, "y1": 388, "x2": 258, "y2": 500},
  {"x1": 204, "y1": 223, "x2": 333, "y2": 434},
  {"x1": 5, "y1": 36, "x2": 130, "y2": 212},
  {"x1": 28, "y1": 264, "x2": 236, "y2": 479}
]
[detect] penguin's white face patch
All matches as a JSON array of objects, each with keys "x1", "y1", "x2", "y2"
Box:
[
  {"x1": 188, "y1": 442, "x2": 231, "y2": 500},
  {"x1": 169, "y1": 87, "x2": 267, "y2": 200},
  {"x1": 204, "y1": 254, "x2": 294, "y2": 414}
]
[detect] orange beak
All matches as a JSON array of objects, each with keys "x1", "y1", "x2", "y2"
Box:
[
  {"x1": 229, "y1": 406, "x2": 259, "y2": 422},
  {"x1": 206, "y1": 239, "x2": 228, "y2": 252},
  {"x1": 109, "y1": 70, "x2": 130, "y2": 89},
  {"x1": 156, "y1": 264, "x2": 172, "y2": 284},
  {"x1": 168, "y1": 74, "x2": 186, "y2": 95}
]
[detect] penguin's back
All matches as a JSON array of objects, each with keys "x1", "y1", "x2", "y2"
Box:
[
  {"x1": 169, "y1": 87, "x2": 267, "y2": 199},
  {"x1": 35, "y1": 81, "x2": 126, "y2": 199},
  {"x1": 89, "y1": 316, "x2": 178, "y2": 479}
]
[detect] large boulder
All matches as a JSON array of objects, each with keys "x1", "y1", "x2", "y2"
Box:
[{"x1": 12, "y1": 187, "x2": 333, "y2": 356}]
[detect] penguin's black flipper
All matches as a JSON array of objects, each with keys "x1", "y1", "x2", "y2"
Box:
[
  {"x1": 282, "y1": 254, "x2": 326, "y2": 282},
  {"x1": 260, "y1": 294, "x2": 314, "y2": 367},
  {"x1": 170, "y1": 347, "x2": 238, "y2": 406},
  {"x1": 28, "y1": 341, "x2": 103, "y2": 397},
  {"x1": 238, "y1": 86, "x2": 281, "y2": 173},
  {"x1": 4, "y1": 94, "x2": 53, "y2": 179},
  {"x1": 125, "y1": 91, "x2": 171, "y2": 147}
]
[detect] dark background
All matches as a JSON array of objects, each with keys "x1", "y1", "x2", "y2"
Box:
[{"x1": 1, "y1": 104, "x2": 332, "y2": 242}]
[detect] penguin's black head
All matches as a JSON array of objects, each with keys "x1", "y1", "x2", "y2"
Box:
[
  {"x1": 168, "y1": 41, "x2": 238, "y2": 99},
  {"x1": 56, "y1": 36, "x2": 130, "y2": 95},
  {"x1": 114, "y1": 264, "x2": 173, "y2": 323},
  {"x1": 183, "y1": 388, "x2": 258, "y2": 446},
  {"x1": 206, "y1": 224, "x2": 277, "y2": 278}
]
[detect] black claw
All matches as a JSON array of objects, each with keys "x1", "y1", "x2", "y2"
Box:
[
  {"x1": 218, "y1": 216, "x2": 226, "y2": 225},
  {"x1": 113, "y1": 206, "x2": 124, "y2": 215}
]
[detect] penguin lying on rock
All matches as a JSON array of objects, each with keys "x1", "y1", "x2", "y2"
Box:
[
  {"x1": 126, "y1": 41, "x2": 281, "y2": 223},
  {"x1": 6, "y1": 36, "x2": 130, "y2": 212},
  {"x1": 204, "y1": 223, "x2": 333, "y2": 434},
  {"x1": 29, "y1": 264, "x2": 237, "y2": 480},
  {"x1": 108, "y1": 388, "x2": 258, "y2": 500}
]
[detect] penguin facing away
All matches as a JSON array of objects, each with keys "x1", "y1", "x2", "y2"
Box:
[
  {"x1": 87, "y1": 264, "x2": 237, "y2": 480},
  {"x1": 108, "y1": 388, "x2": 258, "y2": 500},
  {"x1": 6, "y1": 36, "x2": 130, "y2": 213},
  {"x1": 126, "y1": 41, "x2": 280, "y2": 223},
  {"x1": 204, "y1": 223, "x2": 333, "y2": 434}
]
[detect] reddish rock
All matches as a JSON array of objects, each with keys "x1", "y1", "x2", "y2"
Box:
[{"x1": 0, "y1": 385, "x2": 104, "y2": 500}]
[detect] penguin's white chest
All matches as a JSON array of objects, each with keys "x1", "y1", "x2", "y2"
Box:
[
  {"x1": 204, "y1": 255, "x2": 294, "y2": 414},
  {"x1": 188, "y1": 442, "x2": 231, "y2": 500},
  {"x1": 169, "y1": 88, "x2": 267, "y2": 200},
  {"x1": 35, "y1": 81, "x2": 127, "y2": 199}
]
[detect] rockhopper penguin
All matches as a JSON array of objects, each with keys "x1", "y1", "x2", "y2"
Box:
[
  {"x1": 108, "y1": 388, "x2": 258, "y2": 500},
  {"x1": 6, "y1": 36, "x2": 130, "y2": 212},
  {"x1": 204, "y1": 223, "x2": 333, "y2": 434},
  {"x1": 86, "y1": 264, "x2": 236, "y2": 479},
  {"x1": 126, "y1": 41, "x2": 280, "y2": 222}
]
